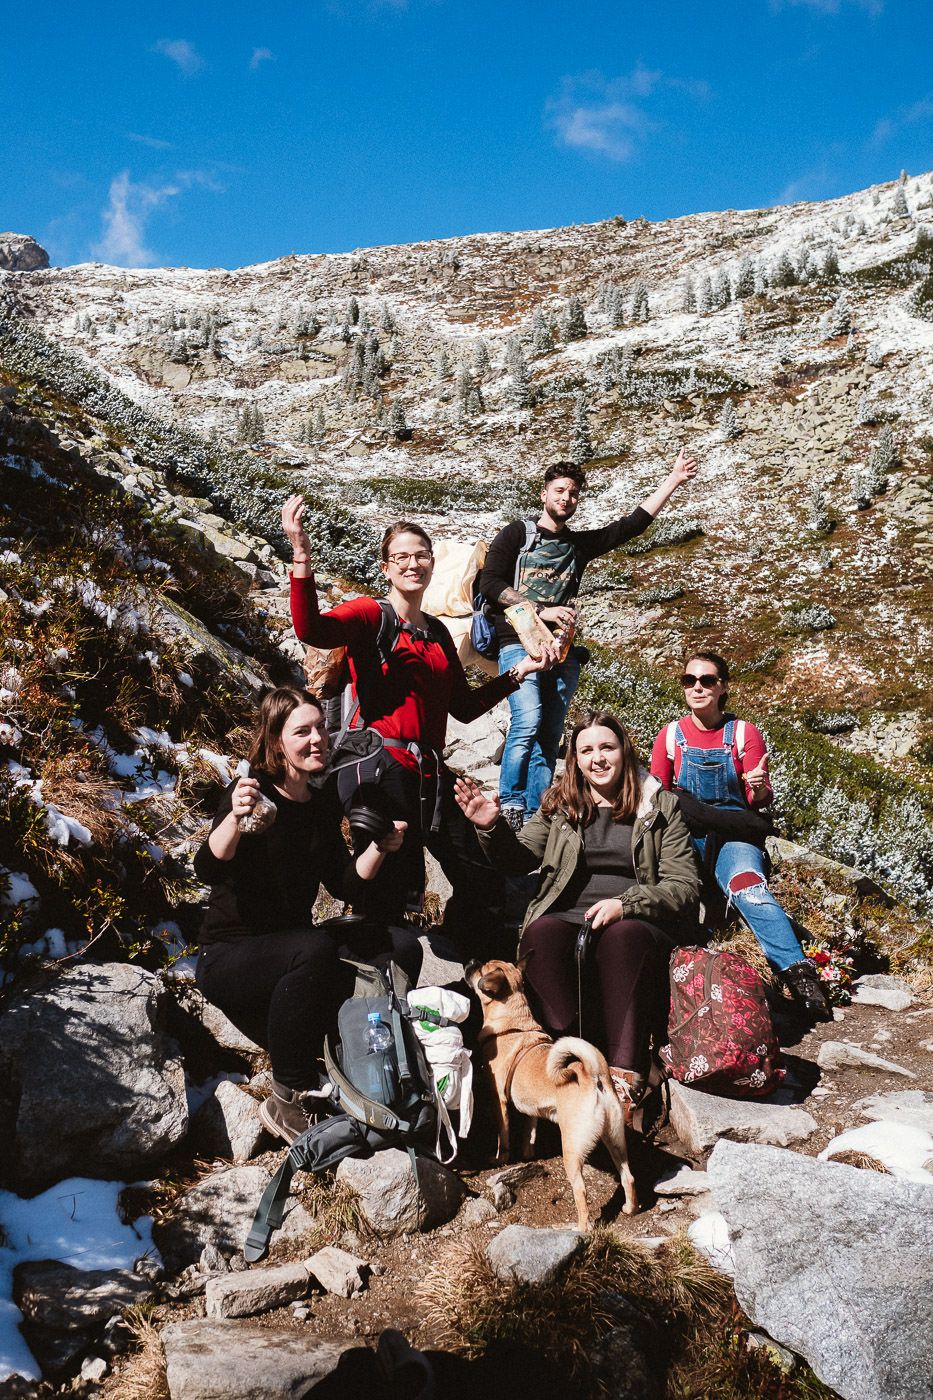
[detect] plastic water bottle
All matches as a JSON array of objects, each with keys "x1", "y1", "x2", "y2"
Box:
[{"x1": 367, "y1": 1012, "x2": 393, "y2": 1054}]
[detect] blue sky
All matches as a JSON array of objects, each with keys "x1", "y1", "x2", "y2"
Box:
[{"x1": 3, "y1": 0, "x2": 931, "y2": 269}]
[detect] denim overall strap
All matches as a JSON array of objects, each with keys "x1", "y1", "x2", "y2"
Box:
[{"x1": 674, "y1": 718, "x2": 746, "y2": 810}]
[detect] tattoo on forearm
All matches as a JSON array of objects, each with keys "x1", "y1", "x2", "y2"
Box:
[{"x1": 497, "y1": 586, "x2": 526, "y2": 606}]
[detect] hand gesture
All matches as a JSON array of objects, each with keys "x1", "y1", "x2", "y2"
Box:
[
  {"x1": 375, "y1": 819, "x2": 408, "y2": 854},
  {"x1": 744, "y1": 758, "x2": 769, "y2": 795},
  {"x1": 585, "y1": 897, "x2": 625, "y2": 930},
  {"x1": 231, "y1": 776, "x2": 261, "y2": 820},
  {"x1": 669, "y1": 447, "x2": 699, "y2": 489},
  {"x1": 281, "y1": 494, "x2": 313, "y2": 560},
  {"x1": 453, "y1": 774, "x2": 501, "y2": 830}
]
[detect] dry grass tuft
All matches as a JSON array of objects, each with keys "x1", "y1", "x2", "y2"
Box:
[
  {"x1": 825, "y1": 1150, "x2": 891, "y2": 1174},
  {"x1": 416, "y1": 1230, "x2": 838, "y2": 1398},
  {"x1": 100, "y1": 1306, "x2": 169, "y2": 1400}
]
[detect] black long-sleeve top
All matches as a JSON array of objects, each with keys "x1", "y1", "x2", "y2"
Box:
[
  {"x1": 479, "y1": 509, "x2": 653, "y2": 646},
  {"x1": 193, "y1": 770, "x2": 365, "y2": 944}
]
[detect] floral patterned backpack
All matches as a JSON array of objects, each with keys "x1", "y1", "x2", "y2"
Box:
[{"x1": 661, "y1": 947, "x2": 784, "y2": 1097}]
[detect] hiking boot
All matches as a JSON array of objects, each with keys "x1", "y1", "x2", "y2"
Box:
[
  {"x1": 259, "y1": 1077, "x2": 331, "y2": 1146},
  {"x1": 501, "y1": 807, "x2": 524, "y2": 834},
  {"x1": 783, "y1": 959, "x2": 833, "y2": 1021},
  {"x1": 609, "y1": 1067, "x2": 646, "y2": 1129}
]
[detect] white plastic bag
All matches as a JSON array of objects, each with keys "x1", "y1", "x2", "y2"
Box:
[{"x1": 408, "y1": 987, "x2": 474, "y2": 1138}]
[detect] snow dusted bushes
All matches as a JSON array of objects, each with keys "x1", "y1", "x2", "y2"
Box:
[
  {"x1": 0, "y1": 317, "x2": 380, "y2": 586},
  {"x1": 622, "y1": 515, "x2": 705, "y2": 555},
  {"x1": 780, "y1": 603, "x2": 836, "y2": 632}
]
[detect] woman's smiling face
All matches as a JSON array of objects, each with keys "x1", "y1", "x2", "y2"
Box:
[
  {"x1": 278, "y1": 702, "x2": 329, "y2": 780},
  {"x1": 575, "y1": 724, "x2": 624, "y2": 797},
  {"x1": 380, "y1": 530, "x2": 434, "y2": 595}
]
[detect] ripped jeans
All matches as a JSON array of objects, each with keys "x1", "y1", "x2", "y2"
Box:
[{"x1": 694, "y1": 837, "x2": 804, "y2": 972}]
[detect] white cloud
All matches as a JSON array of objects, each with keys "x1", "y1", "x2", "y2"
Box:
[
  {"x1": 127, "y1": 132, "x2": 173, "y2": 150},
  {"x1": 92, "y1": 169, "x2": 224, "y2": 267},
  {"x1": 153, "y1": 38, "x2": 204, "y2": 75},
  {"x1": 546, "y1": 68, "x2": 706, "y2": 164},
  {"x1": 869, "y1": 91, "x2": 933, "y2": 148},
  {"x1": 250, "y1": 47, "x2": 274, "y2": 70}
]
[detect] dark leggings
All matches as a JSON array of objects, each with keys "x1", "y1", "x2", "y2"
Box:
[
  {"x1": 195, "y1": 922, "x2": 422, "y2": 1090},
  {"x1": 519, "y1": 915, "x2": 673, "y2": 1074}
]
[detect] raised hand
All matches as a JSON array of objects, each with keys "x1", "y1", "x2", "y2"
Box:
[
  {"x1": 669, "y1": 446, "x2": 700, "y2": 488},
  {"x1": 453, "y1": 774, "x2": 501, "y2": 830},
  {"x1": 230, "y1": 775, "x2": 261, "y2": 820},
  {"x1": 281, "y1": 494, "x2": 313, "y2": 561}
]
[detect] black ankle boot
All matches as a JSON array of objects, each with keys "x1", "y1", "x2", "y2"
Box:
[{"x1": 784, "y1": 959, "x2": 833, "y2": 1021}]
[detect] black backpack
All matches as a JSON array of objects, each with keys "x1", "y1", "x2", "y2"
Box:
[{"x1": 245, "y1": 960, "x2": 454, "y2": 1262}]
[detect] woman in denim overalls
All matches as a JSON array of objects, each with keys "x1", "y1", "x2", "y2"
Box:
[{"x1": 650, "y1": 651, "x2": 831, "y2": 1019}]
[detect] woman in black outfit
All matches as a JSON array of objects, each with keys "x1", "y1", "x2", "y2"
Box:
[{"x1": 194, "y1": 686, "x2": 411, "y2": 1144}]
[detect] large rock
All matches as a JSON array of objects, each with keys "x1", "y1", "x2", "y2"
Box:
[
  {"x1": 0, "y1": 963, "x2": 188, "y2": 1190},
  {"x1": 852, "y1": 974, "x2": 914, "y2": 1012},
  {"x1": 0, "y1": 233, "x2": 49, "y2": 271},
  {"x1": 204, "y1": 1262, "x2": 310, "y2": 1319},
  {"x1": 161, "y1": 1320, "x2": 354, "y2": 1400},
  {"x1": 486, "y1": 1225, "x2": 585, "y2": 1285},
  {"x1": 817, "y1": 1041, "x2": 915, "y2": 1078},
  {"x1": 155, "y1": 1165, "x2": 317, "y2": 1269},
  {"x1": 668, "y1": 1081, "x2": 818, "y2": 1156},
  {"x1": 192, "y1": 1081, "x2": 266, "y2": 1164},
  {"x1": 13, "y1": 1260, "x2": 153, "y2": 1329},
  {"x1": 708, "y1": 1139, "x2": 933, "y2": 1400},
  {"x1": 335, "y1": 1149, "x2": 465, "y2": 1235}
]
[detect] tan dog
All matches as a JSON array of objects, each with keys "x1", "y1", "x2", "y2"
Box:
[{"x1": 466, "y1": 957, "x2": 637, "y2": 1229}]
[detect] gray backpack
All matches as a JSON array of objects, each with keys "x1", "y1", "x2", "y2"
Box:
[{"x1": 245, "y1": 961, "x2": 455, "y2": 1262}]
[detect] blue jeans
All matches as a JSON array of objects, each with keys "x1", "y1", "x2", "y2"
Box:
[
  {"x1": 498, "y1": 643, "x2": 582, "y2": 816},
  {"x1": 695, "y1": 837, "x2": 803, "y2": 972}
]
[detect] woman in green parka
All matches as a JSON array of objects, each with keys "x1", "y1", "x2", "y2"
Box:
[{"x1": 454, "y1": 710, "x2": 700, "y2": 1107}]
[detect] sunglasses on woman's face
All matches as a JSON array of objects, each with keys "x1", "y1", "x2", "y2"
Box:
[{"x1": 680, "y1": 672, "x2": 721, "y2": 689}]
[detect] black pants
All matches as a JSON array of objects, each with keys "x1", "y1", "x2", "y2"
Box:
[
  {"x1": 195, "y1": 921, "x2": 422, "y2": 1090},
  {"x1": 337, "y1": 752, "x2": 505, "y2": 956},
  {"x1": 519, "y1": 915, "x2": 673, "y2": 1075}
]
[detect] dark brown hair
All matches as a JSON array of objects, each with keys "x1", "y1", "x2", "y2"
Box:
[
  {"x1": 247, "y1": 687, "x2": 324, "y2": 781},
  {"x1": 541, "y1": 710, "x2": 642, "y2": 825},
  {"x1": 380, "y1": 521, "x2": 433, "y2": 562},
  {"x1": 686, "y1": 651, "x2": 730, "y2": 712},
  {"x1": 543, "y1": 461, "x2": 587, "y2": 491}
]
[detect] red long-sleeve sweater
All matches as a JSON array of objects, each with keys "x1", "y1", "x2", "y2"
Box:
[{"x1": 289, "y1": 573, "x2": 518, "y2": 768}]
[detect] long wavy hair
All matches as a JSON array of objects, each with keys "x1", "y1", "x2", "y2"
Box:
[
  {"x1": 541, "y1": 710, "x2": 642, "y2": 826},
  {"x1": 247, "y1": 687, "x2": 325, "y2": 782}
]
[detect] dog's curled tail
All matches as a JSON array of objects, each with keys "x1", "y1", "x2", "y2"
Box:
[{"x1": 547, "y1": 1036, "x2": 613, "y2": 1090}]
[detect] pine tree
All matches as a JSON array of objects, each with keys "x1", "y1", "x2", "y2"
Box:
[
  {"x1": 713, "y1": 270, "x2": 732, "y2": 309},
  {"x1": 892, "y1": 186, "x2": 910, "y2": 219},
  {"x1": 435, "y1": 349, "x2": 452, "y2": 381},
  {"x1": 629, "y1": 278, "x2": 649, "y2": 322},
  {"x1": 473, "y1": 339, "x2": 490, "y2": 375},
  {"x1": 734, "y1": 257, "x2": 755, "y2": 299},
  {"x1": 869, "y1": 425, "x2": 898, "y2": 474},
  {"x1": 807, "y1": 486, "x2": 833, "y2": 535},
  {"x1": 698, "y1": 275, "x2": 713, "y2": 314},
  {"x1": 381, "y1": 304, "x2": 396, "y2": 333},
  {"x1": 511, "y1": 353, "x2": 531, "y2": 407},
  {"x1": 456, "y1": 367, "x2": 484, "y2": 417},
  {"x1": 531, "y1": 308, "x2": 553, "y2": 354},
  {"x1": 314, "y1": 407, "x2": 325, "y2": 439},
  {"x1": 606, "y1": 286, "x2": 626, "y2": 327},
  {"x1": 719, "y1": 398, "x2": 739, "y2": 440},
  {"x1": 682, "y1": 277, "x2": 697, "y2": 313},
  {"x1": 561, "y1": 295, "x2": 588, "y2": 342},
  {"x1": 773, "y1": 251, "x2": 798, "y2": 288},
  {"x1": 822, "y1": 246, "x2": 840, "y2": 279},
  {"x1": 389, "y1": 399, "x2": 408, "y2": 438},
  {"x1": 569, "y1": 392, "x2": 593, "y2": 464},
  {"x1": 347, "y1": 296, "x2": 360, "y2": 325},
  {"x1": 822, "y1": 292, "x2": 851, "y2": 338}
]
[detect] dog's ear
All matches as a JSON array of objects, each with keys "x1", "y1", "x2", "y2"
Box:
[
  {"x1": 516, "y1": 950, "x2": 533, "y2": 977},
  {"x1": 479, "y1": 968, "x2": 509, "y2": 999}
]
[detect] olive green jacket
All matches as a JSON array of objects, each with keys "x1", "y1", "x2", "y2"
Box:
[{"x1": 477, "y1": 773, "x2": 701, "y2": 941}]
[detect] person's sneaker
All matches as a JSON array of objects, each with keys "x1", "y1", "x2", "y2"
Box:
[
  {"x1": 501, "y1": 807, "x2": 524, "y2": 833},
  {"x1": 783, "y1": 959, "x2": 833, "y2": 1021},
  {"x1": 259, "y1": 1077, "x2": 330, "y2": 1146}
]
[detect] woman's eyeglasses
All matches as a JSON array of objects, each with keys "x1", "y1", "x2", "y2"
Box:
[
  {"x1": 680, "y1": 672, "x2": 721, "y2": 689},
  {"x1": 386, "y1": 551, "x2": 433, "y2": 566}
]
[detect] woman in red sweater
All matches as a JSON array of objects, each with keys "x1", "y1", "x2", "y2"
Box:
[
  {"x1": 282, "y1": 495, "x2": 550, "y2": 949},
  {"x1": 650, "y1": 651, "x2": 831, "y2": 1019}
]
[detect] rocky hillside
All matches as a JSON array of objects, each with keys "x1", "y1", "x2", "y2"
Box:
[{"x1": 3, "y1": 171, "x2": 933, "y2": 921}]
